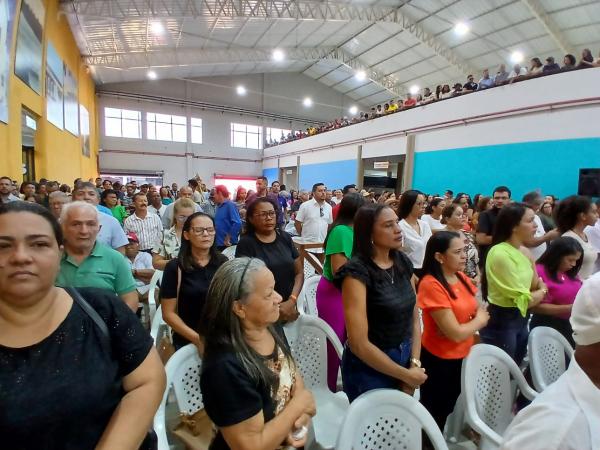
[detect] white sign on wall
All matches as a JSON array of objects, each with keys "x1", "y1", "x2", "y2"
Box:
[{"x1": 374, "y1": 161, "x2": 389, "y2": 169}]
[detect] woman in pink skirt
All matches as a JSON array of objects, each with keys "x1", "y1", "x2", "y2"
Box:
[{"x1": 316, "y1": 192, "x2": 365, "y2": 391}]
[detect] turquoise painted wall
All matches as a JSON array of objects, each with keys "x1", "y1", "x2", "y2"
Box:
[
  {"x1": 299, "y1": 159, "x2": 357, "y2": 190},
  {"x1": 413, "y1": 138, "x2": 600, "y2": 199}
]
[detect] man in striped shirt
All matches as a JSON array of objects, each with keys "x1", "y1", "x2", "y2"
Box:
[{"x1": 124, "y1": 193, "x2": 163, "y2": 253}]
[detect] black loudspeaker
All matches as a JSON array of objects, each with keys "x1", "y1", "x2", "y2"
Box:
[{"x1": 578, "y1": 168, "x2": 600, "y2": 197}]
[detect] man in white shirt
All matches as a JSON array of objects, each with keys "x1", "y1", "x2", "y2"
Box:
[
  {"x1": 147, "y1": 190, "x2": 167, "y2": 218},
  {"x1": 508, "y1": 63, "x2": 528, "y2": 79},
  {"x1": 295, "y1": 182, "x2": 333, "y2": 252},
  {"x1": 522, "y1": 191, "x2": 560, "y2": 260},
  {"x1": 124, "y1": 193, "x2": 163, "y2": 253},
  {"x1": 501, "y1": 272, "x2": 600, "y2": 450}
]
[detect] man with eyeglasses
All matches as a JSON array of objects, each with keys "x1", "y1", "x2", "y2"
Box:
[{"x1": 295, "y1": 183, "x2": 333, "y2": 254}]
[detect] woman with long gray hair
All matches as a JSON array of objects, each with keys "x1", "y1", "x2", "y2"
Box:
[{"x1": 199, "y1": 257, "x2": 316, "y2": 450}]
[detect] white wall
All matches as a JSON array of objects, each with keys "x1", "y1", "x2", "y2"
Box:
[{"x1": 98, "y1": 72, "x2": 365, "y2": 184}]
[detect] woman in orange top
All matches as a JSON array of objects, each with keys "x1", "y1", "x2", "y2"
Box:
[{"x1": 417, "y1": 231, "x2": 489, "y2": 430}]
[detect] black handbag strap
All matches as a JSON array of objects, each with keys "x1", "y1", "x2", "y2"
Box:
[{"x1": 66, "y1": 287, "x2": 110, "y2": 340}]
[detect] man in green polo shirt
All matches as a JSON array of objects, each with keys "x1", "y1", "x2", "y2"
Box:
[{"x1": 56, "y1": 201, "x2": 138, "y2": 311}]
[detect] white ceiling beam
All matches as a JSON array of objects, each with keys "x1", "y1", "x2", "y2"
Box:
[
  {"x1": 63, "y1": 0, "x2": 478, "y2": 76},
  {"x1": 520, "y1": 0, "x2": 574, "y2": 55}
]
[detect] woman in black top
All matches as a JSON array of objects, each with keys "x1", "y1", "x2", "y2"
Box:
[
  {"x1": 335, "y1": 204, "x2": 427, "y2": 402},
  {"x1": 199, "y1": 257, "x2": 315, "y2": 450},
  {"x1": 162, "y1": 212, "x2": 228, "y2": 351},
  {"x1": 0, "y1": 201, "x2": 165, "y2": 450},
  {"x1": 236, "y1": 198, "x2": 304, "y2": 323}
]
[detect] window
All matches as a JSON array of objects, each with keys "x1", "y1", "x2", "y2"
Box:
[
  {"x1": 265, "y1": 127, "x2": 291, "y2": 144},
  {"x1": 147, "y1": 113, "x2": 187, "y2": 142},
  {"x1": 231, "y1": 122, "x2": 263, "y2": 149},
  {"x1": 104, "y1": 107, "x2": 142, "y2": 138},
  {"x1": 191, "y1": 117, "x2": 203, "y2": 144}
]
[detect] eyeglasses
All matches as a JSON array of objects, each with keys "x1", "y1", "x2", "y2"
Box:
[
  {"x1": 189, "y1": 226, "x2": 216, "y2": 235},
  {"x1": 253, "y1": 211, "x2": 276, "y2": 219},
  {"x1": 319, "y1": 207, "x2": 324, "y2": 217}
]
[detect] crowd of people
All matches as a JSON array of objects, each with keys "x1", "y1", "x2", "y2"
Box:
[
  {"x1": 1, "y1": 172, "x2": 599, "y2": 450},
  {"x1": 266, "y1": 48, "x2": 600, "y2": 147}
]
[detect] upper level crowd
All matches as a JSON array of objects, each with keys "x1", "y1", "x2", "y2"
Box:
[
  {"x1": 1, "y1": 172, "x2": 599, "y2": 450},
  {"x1": 266, "y1": 47, "x2": 600, "y2": 147}
]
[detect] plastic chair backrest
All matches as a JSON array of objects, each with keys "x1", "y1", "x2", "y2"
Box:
[
  {"x1": 462, "y1": 344, "x2": 538, "y2": 447},
  {"x1": 303, "y1": 259, "x2": 316, "y2": 279},
  {"x1": 528, "y1": 326, "x2": 573, "y2": 391},
  {"x1": 221, "y1": 245, "x2": 236, "y2": 260},
  {"x1": 154, "y1": 344, "x2": 202, "y2": 450},
  {"x1": 297, "y1": 275, "x2": 320, "y2": 316},
  {"x1": 147, "y1": 270, "x2": 163, "y2": 323},
  {"x1": 336, "y1": 389, "x2": 448, "y2": 450},
  {"x1": 291, "y1": 314, "x2": 343, "y2": 391},
  {"x1": 150, "y1": 304, "x2": 164, "y2": 346}
]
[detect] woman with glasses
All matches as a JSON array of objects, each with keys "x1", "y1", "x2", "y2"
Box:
[
  {"x1": 161, "y1": 212, "x2": 228, "y2": 351},
  {"x1": 152, "y1": 198, "x2": 196, "y2": 270},
  {"x1": 236, "y1": 198, "x2": 304, "y2": 323},
  {"x1": 199, "y1": 258, "x2": 316, "y2": 450}
]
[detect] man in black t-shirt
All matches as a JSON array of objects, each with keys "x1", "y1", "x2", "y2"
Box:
[{"x1": 476, "y1": 186, "x2": 511, "y2": 299}]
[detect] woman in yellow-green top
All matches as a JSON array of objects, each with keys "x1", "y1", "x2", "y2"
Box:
[
  {"x1": 100, "y1": 189, "x2": 128, "y2": 225},
  {"x1": 316, "y1": 192, "x2": 365, "y2": 391},
  {"x1": 481, "y1": 203, "x2": 548, "y2": 364}
]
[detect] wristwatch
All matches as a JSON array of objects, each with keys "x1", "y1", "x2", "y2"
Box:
[{"x1": 410, "y1": 357, "x2": 422, "y2": 368}]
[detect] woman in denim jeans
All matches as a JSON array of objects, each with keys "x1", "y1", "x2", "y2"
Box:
[
  {"x1": 481, "y1": 203, "x2": 548, "y2": 364},
  {"x1": 335, "y1": 204, "x2": 427, "y2": 402}
]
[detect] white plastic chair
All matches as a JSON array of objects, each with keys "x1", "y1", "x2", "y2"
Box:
[
  {"x1": 150, "y1": 305, "x2": 167, "y2": 346},
  {"x1": 527, "y1": 326, "x2": 573, "y2": 392},
  {"x1": 336, "y1": 389, "x2": 449, "y2": 450},
  {"x1": 291, "y1": 314, "x2": 349, "y2": 450},
  {"x1": 154, "y1": 344, "x2": 203, "y2": 450},
  {"x1": 461, "y1": 344, "x2": 538, "y2": 450},
  {"x1": 297, "y1": 275, "x2": 320, "y2": 316},
  {"x1": 303, "y1": 258, "x2": 316, "y2": 279},
  {"x1": 221, "y1": 245, "x2": 236, "y2": 260},
  {"x1": 146, "y1": 269, "x2": 163, "y2": 324}
]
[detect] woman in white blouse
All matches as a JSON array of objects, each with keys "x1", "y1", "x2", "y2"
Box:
[
  {"x1": 421, "y1": 197, "x2": 446, "y2": 233},
  {"x1": 555, "y1": 195, "x2": 599, "y2": 279},
  {"x1": 397, "y1": 190, "x2": 432, "y2": 277}
]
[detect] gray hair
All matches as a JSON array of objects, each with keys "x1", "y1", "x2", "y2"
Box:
[
  {"x1": 49, "y1": 191, "x2": 69, "y2": 201},
  {"x1": 199, "y1": 257, "x2": 293, "y2": 386},
  {"x1": 60, "y1": 201, "x2": 99, "y2": 224}
]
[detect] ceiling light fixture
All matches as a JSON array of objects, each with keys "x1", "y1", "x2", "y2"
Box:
[
  {"x1": 349, "y1": 106, "x2": 358, "y2": 115},
  {"x1": 355, "y1": 70, "x2": 367, "y2": 81},
  {"x1": 409, "y1": 85, "x2": 420, "y2": 95},
  {"x1": 236, "y1": 85, "x2": 247, "y2": 96},
  {"x1": 453, "y1": 22, "x2": 469, "y2": 36},
  {"x1": 272, "y1": 49, "x2": 285, "y2": 62},
  {"x1": 510, "y1": 50, "x2": 524, "y2": 64},
  {"x1": 151, "y1": 21, "x2": 165, "y2": 35},
  {"x1": 303, "y1": 97, "x2": 313, "y2": 107},
  {"x1": 147, "y1": 70, "x2": 157, "y2": 80}
]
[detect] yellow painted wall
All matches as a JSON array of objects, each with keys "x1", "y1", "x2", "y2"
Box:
[{"x1": 0, "y1": 0, "x2": 98, "y2": 182}]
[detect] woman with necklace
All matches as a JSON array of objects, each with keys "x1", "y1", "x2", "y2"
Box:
[
  {"x1": 335, "y1": 204, "x2": 427, "y2": 402},
  {"x1": 555, "y1": 195, "x2": 599, "y2": 280},
  {"x1": 161, "y1": 212, "x2": 228, "y2": 351},
  {"x1": 152, "y1": 198, "x2": 195, "y2": 270},
  {"x1": 530, "y1": 237, "x2": 583, "y2": 346},
  {"x1": 397, "y1": 190, "x2": 432, "y2": 277},
  {"x1": 236, "y1": 198, "x2": 304, "y2": 324},
  {"x1": 442, "y1": 204, "x2": 481, "y2": 285},
  {"x1": 417, "y1": 231, "x2": 489, "y2": 430}
]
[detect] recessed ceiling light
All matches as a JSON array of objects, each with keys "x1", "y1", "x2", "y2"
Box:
[
  {"x1": 151, "y1": 21, "x2": 165, "y2": 35},
  {"x1": 409, "y1": 85, "x2": 420, "y2": 95},
  {"x1": 303, "y1": 97, "x2": 313, "y2": 107},
  {"x1": 147, "y1": 70, "x2": 157, "y2": 80},
  {"x1": 454, "y1": 22, "x2": 469, "y2": 36},
  {"x1": 349, "y1": 106, "x2": 358, "y2": 115},
  {"x1": 236, "y1": 85, "x2": 247, "y2": 96},
  {"x1": 510, "y1": 50, "x2": 524, "y2": 64},
  {"x1": 272, "y1": 49, "x2": 285, "y2": 62},
  {"x1": 355, "y1": 70, "x2": 367, "y2": 81}
]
